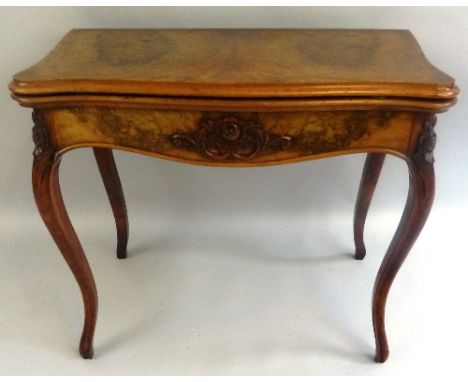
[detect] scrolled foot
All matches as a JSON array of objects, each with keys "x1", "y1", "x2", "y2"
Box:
[
  {"x1": 355, "y1": 247, "x2": 366, "y2": 260},
  {"x1": 117, "y1": 247, "x2": 127, "y2": 259},
  {"x1": 79, "y1": 324, "x2": 95, "y2": 359},
  {"x1": 79, "y1": 344, "x2": 94, "y2": 359},
  {"x1": 375, "y1": 348, "x2": 389, "y2": 363}
]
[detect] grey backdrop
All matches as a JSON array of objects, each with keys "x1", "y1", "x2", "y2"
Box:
[{"x1": 0, "y1": 7, "x2": 467, "y2": 375}]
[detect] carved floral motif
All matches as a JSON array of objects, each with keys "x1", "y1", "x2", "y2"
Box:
[
  {"x1": 32, "y1": 110, "x2": 50, "y2": 159},
  {"x1": 172, "y1": 116, "x2": 292, "y2": 160},
  {"x1": 417, "y1": 115, "x2": 437, "y2": 164}
]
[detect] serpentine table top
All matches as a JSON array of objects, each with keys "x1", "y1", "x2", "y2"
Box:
[{"x1": 9, "y1": 29, "x2": 458, "y2": 362}]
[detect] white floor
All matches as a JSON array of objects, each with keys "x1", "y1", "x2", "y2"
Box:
[{"x1": 1, "y1": 205, "x2": 467, "y2": 376}]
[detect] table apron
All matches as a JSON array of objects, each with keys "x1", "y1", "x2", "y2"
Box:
[{"x1": 45, "y1": 107, "x2": 422, "y2": 165}]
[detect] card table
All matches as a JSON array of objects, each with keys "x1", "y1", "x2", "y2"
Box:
[{"x1": 9, "y1": 29, "x2": 458, "y2": 362}]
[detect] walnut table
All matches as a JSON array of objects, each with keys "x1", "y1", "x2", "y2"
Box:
[{"x1": 9, "y1": 29, "x2": 458, "y2": 362}]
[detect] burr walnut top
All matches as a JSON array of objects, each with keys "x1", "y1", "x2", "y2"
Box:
[{"x1": 10, "y1": 29, "x2": 458, "y2": 102}]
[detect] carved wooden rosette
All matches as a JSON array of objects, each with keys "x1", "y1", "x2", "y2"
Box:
[
  {"x1": 416, "y1": 114, "x2": 437, "y2": 164},
  {"x1": 172, "y1": 116, "x2": 292, "y2": 161},
  {"x1": 32, "y1": 110, "x2": 51, "y2": 160}
]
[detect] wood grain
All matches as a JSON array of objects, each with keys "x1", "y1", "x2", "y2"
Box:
[
  {"x1": 10, "y1": 93, "x2": 457, "y2": 112},
  {"x1": 10, "y1": 29, "x2": 458, "y2": 101},
  {"x1": 9, "y1": 28, "x2": 459, "y2": 363},
  {"x1": 48, "y1": 108, "x2": 416, "y2": 165}
]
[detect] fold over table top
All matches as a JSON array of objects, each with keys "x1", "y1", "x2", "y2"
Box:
[{"x1": 10, "y1": 29, "x2": 458, "y2": 110}]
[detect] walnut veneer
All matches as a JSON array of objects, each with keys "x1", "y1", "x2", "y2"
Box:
[{"x1": 9, "y1": 29, "x2": 458, "y2": 363}]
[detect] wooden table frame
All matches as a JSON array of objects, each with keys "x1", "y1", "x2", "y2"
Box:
[
  {"x1": 30, "y1": 107, "x2": 436, "y2": 363},
  {"x1": 10, "y1": 29, "x2": 458, "y2": 363}
]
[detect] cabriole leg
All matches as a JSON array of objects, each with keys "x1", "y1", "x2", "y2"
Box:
[
  {"x1": 93, "y1": 148, "x2": 129, "y2": 259},
  {"x1": 32, "y1": 111, "x2": 97, "y2": 359},
  {"x1": 372, "y1": 116, "x2": 436, "y2": 363},
  {"x1": 353, "y1": 153, "x2": 386, "y2": 260}
]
